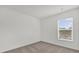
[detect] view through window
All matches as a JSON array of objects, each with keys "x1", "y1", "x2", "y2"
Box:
[{"x1": 58, "y1": 17, "x2": 73, "y2": 41}]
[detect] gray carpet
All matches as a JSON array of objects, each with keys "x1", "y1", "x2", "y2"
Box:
[{"x1": 4, "y1": 41, "x2": 79, "y2": 53}]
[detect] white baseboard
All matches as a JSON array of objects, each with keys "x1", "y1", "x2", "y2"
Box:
[{"x1": 1, "y1": 40, "x2": 40, "y2": 53}]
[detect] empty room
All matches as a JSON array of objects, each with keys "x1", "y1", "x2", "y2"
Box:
[{"x1": 0, "y1": 5, "x2": 79, "y2": 53}]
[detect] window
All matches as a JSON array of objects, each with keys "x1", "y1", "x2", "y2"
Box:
[{"x1": 58, "y1": 17, "x2": 73, "y2": 41}]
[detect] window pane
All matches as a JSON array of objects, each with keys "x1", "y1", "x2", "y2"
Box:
[{"x1": 58, "y1": 17, "x2": 73, "y2": 41}]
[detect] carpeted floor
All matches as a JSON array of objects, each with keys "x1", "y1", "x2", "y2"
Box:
[{"x1": 4, "y1": 41, "x2": 79, "y2": 53}]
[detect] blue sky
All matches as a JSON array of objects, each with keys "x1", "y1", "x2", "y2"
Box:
[{"x1": 59, "y1": 18, "x2": 73, "y2": 29}]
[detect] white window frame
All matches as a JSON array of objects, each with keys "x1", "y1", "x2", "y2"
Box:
[{"x1": 57, "y1": 17, "x2": 73, "y2": 41}]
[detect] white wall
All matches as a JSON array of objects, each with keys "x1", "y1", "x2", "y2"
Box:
[
  {"x1": 0, "y1": 6, "x2": 79, "y2": 52},
  {"x1": 41, "y1": 8, "x2": 79, "y2": 50},
  {"x1": 0, "y1": 7, "x2": 40, "y2": 52}
]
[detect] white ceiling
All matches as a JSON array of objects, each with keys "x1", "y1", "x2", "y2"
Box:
[{"x1": 1, "y1": 5, "x2": 79, "y2": 19}]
